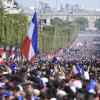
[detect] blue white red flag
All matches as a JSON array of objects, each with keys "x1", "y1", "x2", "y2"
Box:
[{"x1": 20, "y1": 12, "x2": 38, "y2": 61}]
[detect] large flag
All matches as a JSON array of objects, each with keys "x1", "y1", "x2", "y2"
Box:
[{"x1": 20, "y1": 12, "x2": 38, "y2": 61}]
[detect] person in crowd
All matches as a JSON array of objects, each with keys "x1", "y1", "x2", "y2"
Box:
[{"x1": 0, "y1": 59, "x2": 99, "y2": 100}]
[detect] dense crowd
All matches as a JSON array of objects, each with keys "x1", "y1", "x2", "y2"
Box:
[{"x1": 0, "y1": 59, "x2": 100, "y2": 100}]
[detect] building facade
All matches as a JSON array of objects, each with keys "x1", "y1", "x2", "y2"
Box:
[{"x1": 2, "y1": 0, "x2": 21, "y2": 14}]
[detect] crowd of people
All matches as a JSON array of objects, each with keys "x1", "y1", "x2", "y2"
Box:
[{"x1": 0, "y1": 58, "x2": 100, "y2": 100}]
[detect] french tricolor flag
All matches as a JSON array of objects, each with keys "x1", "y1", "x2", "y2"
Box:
[{"x1": 20, "y1": 12, "x2": 38, "y2": 61}]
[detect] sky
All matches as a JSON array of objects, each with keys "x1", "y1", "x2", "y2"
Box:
[{"x1": 16, "y1": 0, "x2": 100, "y2": 9}]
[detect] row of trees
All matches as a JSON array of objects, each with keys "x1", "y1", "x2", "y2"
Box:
[
  {"x1": 38, "y1": 20, "x2": 80, "y2": 53},
  {"x1": 0, "y1": 0, "x2": 79, "y2": 52},
  {"x1": 0, "y1": 13, "x2": 28, "y2": 47},
  {"x1": 0, "y1": 10, "x2": 82, "y2": 53},
  {"x1": 0, "y1": 0, "x2": 28, "y2": 47},
  {"x1": 74, "y1": 17, "x2": 100, "y2": 31},
  {"x1": 38, "y1": 16, "x2": 100, "y2": 52},
  {"x1": 0, "y1": 9, "x2": 28, "y2": 47},
  {"x1": 75, "y1": 17, "x2": 88, "y2": 31},
  {"x1": 0, "y1": 10, "x2": 79, "y2": 52},
  {"x1": 50, "y1": 17, "x2": 88, "y2": 31},
  {"x1": 95, "y1": 18, "x2": 100, "y2": 30},
  {"x1": 0, "y1": 0, "x2": 80, "y2": 53}
]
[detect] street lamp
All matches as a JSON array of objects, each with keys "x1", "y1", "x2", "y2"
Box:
[{"x1": 68, "y1": 27, "x2": 70, "y2": 43}]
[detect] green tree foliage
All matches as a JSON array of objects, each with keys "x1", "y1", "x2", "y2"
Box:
[
  {"x1": 0, "y1": 6, "x2": 79, "y2": 53},
  {"x1": 38, "y1": 22, "x2": 79, "y2": 53},
  {"x1": 95, "y1": 18, "x2": 100, "y2": 30},
  {"x1": 51, "y1": 17, "x2": 68, "y2": 27},
  {"x1": 7, "y1": 0, "x2": 12, "y2": 1},
  {"x1": 38, "y1": 25, "x2": 55, "y2": 52},
  {"x1": 0, "y1": 4, "x2": 4, "y2": 44},
  {"x1": 0, "y1": 12, "x2": 28, "y2": 47},
  {"x1": 0, "y1": 0, "x2": 3, "y2": 9},
  {"x1": 75, "y1": 17, "x2": 88, "y2": 31}
]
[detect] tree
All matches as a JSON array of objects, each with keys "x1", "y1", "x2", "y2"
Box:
[
  {"x1": 38, "y1": 22, "x2": 80, "y2": 52},
  {"x1": 0, "y1": 13, "x2": 28, "y2": 47},
  {"x1": 0, "y1": 0, "x2": 4, "y2": 45},
  {"x1": 0, "y1": 0, "x2": 3, "y2": 9},
  {"x1": 75, "y1": 17, "x2": 88, "y2": 31},
  {"x1": 95, "y1": 18, "x2": 100, "y2": 30},
  {"x1": 51, "y1": 17, "x2": 67, "y2": 27},
  {"x1": 7, "y1": 0, "x2": 12, "y2": 1}
]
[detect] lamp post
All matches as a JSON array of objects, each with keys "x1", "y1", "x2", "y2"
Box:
[
  {"x1": 83, "y1": 40, "x2": 87, "y2": 59},
  {"x1": 67, "y1": 11, "x2": 70, "y2": 44},
  {"x1": 68, "y1": 27, "x2": 70, "y2": 43}
]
